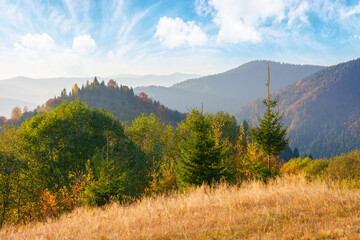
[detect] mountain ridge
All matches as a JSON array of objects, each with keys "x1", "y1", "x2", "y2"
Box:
[
  {"x1": 135, "y1": 60, "x2": 324, "y2": 114},
  {"x1": 236, "y1": 58, "x2": 360, "y2": 158}
]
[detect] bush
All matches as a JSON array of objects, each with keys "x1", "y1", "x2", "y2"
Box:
[
  {"x1": 303, "y1": 159, "x2": 329, "y2": 180},
  {"x1": 280, "y1": 157, "x2": 312, "y2": 175},
  {"x1": 327, "y1": 150, "x2": 360, "y2": 189}
]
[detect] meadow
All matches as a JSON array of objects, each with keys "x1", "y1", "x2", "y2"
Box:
[{"x1": 1, "y1": 175, "x2": 359, "y2": 240}]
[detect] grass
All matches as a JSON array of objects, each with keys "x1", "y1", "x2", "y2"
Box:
[{"x1": 1, "y1": 175, "x2": 360, "y2": 239}]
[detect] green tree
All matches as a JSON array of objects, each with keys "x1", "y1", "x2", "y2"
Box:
[
  {"x1": 250, "y1": 62, "x2": 288, "y2": 171},
  {"x1": 293, "y1": 147, "x2": 300, "y2": 158},
  {"x1": 176, "y1": 108, "x2": 225, "y2": 191},
  {"x1": 125, "y1": 113, "x2": 178, "y2": 194},
  {"x1": 18, "y1": 100, "x2": 149, "y2": 205},
  {"x1": 0, "y1": 126, "x2": 41, "y2": 227}
]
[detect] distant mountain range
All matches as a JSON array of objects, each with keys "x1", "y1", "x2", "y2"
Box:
[
  {"x1": 109, "y1": 73, "x2": 201, "y2": 87},
  {"x1": 0, "y1": 73, "x2": 199, "y2": 117},
  {"x1": 135, "y1": 61, "x2": 324, "y2": 114},
  {"x1": 236, "y1": 58, "x2": 360, "y2": 158}
]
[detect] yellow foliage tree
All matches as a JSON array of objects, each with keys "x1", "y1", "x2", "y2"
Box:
[{"x1": 72, "y1": 84, "x2": 79, "y2": 95}]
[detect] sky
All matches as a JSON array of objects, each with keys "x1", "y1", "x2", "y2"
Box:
[{"x1": 0, "y1": 0, "x2": 360, "y2": 79}]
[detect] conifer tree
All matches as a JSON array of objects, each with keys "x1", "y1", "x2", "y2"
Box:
[
  {"x1": 176, "y1": 108, "x2": 224, "y2": 191},
  {"x1": 293, "y1": 147, "x2": 299, "y2": 158},
  {"x1": 250, "y1": 62, "x2": 288, "y2": 170}
]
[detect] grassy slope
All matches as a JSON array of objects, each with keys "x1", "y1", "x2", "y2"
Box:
[{"x1": 1, "y1": 176, "x2": 360, "y2": 239}]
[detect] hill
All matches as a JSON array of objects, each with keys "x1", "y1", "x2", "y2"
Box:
[
  {"x1": 236, "y1": 58, "x2": 360, "y2": 158},
  {"x1": 0, "y1": 73, "x2": 199, "y2": 117},
  {"x1": 5, "y1": 78, "x2": 185, "y2": 126},
  {"x1": 2, "y1": 176, "x2": 359, "y2": 239},
  {"x1": 135, "y1": 61, "x2": 324, "y2": 113}
]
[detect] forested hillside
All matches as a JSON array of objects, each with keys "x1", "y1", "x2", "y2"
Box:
[
  {"x1": 0, "y1": 73, "x2": 199, "y2": 118},
  {"x1": 135, "y1": 61, "x2": 324, "y2": 113},
  {"x1": 236, "y1": 58, "x2": 360, "y2": 158},
  {"x1": 3, "y1": 78, "x2": 185, "y2": 126}
]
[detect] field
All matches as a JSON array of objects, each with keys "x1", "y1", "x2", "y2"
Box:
[{"x1": 1, "y1": 175, "x2": 360, "y2": 240}]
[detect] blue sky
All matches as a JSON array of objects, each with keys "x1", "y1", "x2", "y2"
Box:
[{"x1": 0, "y1": 0, "x2": 360, "y2": 78}]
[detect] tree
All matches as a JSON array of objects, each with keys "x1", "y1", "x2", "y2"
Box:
[
  {"x1": 93, "y1": 76, "x2": 99, "y2": 85},
  {"x1": 126, "y1": 113, "x2": 178, "y2": 194},
  {"x1": 107, "y1": 79, "x2": 118, "y2": 89},
  {"x1": 18, "y1": 100, "x2": 149, "y2": 203},
  {"x1": 293, "y1": 147, "x2": 300, "y2": 158},
  {"x1": 0, "y1": 117, "x2": 6, "y2": 126},
  {"x1": 176, "y1": 108, "x2": 225, "y2": 191},
  {"x1": 250, "y1": 62, "x2": 288, "y2": 170},
  {"x1": 72, "y1": 84, "x2": 79, "y2": 95},
  {"x1": 0, "y1": 126, "x2": 40, "y2": 227},
  {"x1": 11, "y1": 106, "x2": 22, "y2": 120},
  {"x1": 60, "y1": 88, "x2": 67, "y2": 98}
]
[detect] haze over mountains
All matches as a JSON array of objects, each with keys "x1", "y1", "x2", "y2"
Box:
[
  {"x1": 135, "y1": 61, "x2": 324, "y2": 114},
  {"x1": 0, "y1": 73, "x2": 199, "y2": 118},
  {"x1": 236, "y1": 58, "x2": 360, "y2": 158}
]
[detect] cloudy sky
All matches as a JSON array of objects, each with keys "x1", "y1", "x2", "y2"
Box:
[{"x1": 1, "y1": 0, "x2": 360, "y2": 78}]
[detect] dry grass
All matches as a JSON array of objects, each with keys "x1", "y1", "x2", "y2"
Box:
[{"x1": 1, "y1": 175, "x2": 360, "y2": 240}]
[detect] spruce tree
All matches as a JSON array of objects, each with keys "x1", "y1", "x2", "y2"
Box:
[
  {"x1": 293, "y1": 147, "x2": 300, "y2": 158},
  {"x1": 250, "y1": 62, "x2": 288, "y2": 170},
  {"x1": 176, "y1": 108, "x2": 224, "y2": 191}
]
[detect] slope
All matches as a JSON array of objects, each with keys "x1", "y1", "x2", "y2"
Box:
[
  {"x1": 0, "y1": 73, "x2": 199, "y2": 117},
  {"x1": 236, "y1": 58, "x2": 360, "y2": 158},
  {"x1": 2, "y1": 176, "x2": 359, "y2": 239},
  {"x1": 5, "y1": 78, "x2": 185, "y2": 126},
  {"x1": 135, "y1": 60, "x2": 324, "y2": 113}
]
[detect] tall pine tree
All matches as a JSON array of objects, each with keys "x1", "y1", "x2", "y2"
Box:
[
  {"x1": 176, "y1": 108, "x2": 224, "y2": 191},
  {"x1": 250, "y1": 62, "x2": 288, "y2": 170}
]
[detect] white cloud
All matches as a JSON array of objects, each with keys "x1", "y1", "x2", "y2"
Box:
[
  {"x1": 340, "y1": 2, "x2": 360, "y2": 19},
  {"x1": 195, "y1": 0, "x2": 212, "y2": 16},
  {"x1": 288, "y1": 1, "x2": 309, "y2": 26},
  {"x1": 209, "y1": 0, "x2": 287, "y2": 43},
  {"x1": 72, "y1": 35, "x2": 97, "y2": 55},
  {"x1": 49, "y1": 8, "x2": 65, "y2": 25},
  {"x1": 0, "y1": 33, "x2": 103, "y2": 78},
  {"x1": 21, "y1": 33, "x2": 55, "y2": 51},
  {"x1": 155, "y1": 17, "x2": 207, "y2": 48}
]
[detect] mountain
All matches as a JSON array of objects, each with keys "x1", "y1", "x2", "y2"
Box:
[
  {"x1": 236, "y1": 58, "x2": 360, "y2": 158},
  {"x1": 109, "y1": 73, "x2": 202, "y2": 88},
  {"x1": 5, "y1": 78, "x2": 185, "y2": 126},
  {"x1": 135, "y1": 61, "x2": 324, "y2": 113},
  {"x1": 0, "y1": 73, "x2": 199, "y2": 117}
]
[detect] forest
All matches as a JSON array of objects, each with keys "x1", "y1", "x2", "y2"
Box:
[{"x1": 0, "y1": 77, "x2": 359, "y2": 229}]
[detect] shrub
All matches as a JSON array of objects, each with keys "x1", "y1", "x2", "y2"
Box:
[
  {"x1": 327, "y1": 150, "x2": 360, "y2": 189},
  {"x1": 303, "y1": 159, "x2": 329, "y2": 180},
  {"x1": 280, "y1": 157, "x2": 312, "y2": 175}
]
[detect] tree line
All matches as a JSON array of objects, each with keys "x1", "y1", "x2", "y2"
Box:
[
  {"x1": 0, "y1": 64, "x2": 296, "y2": 227},
  {"x1": 0, "y1": 96, "x2": 295, "y2": 227}
]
